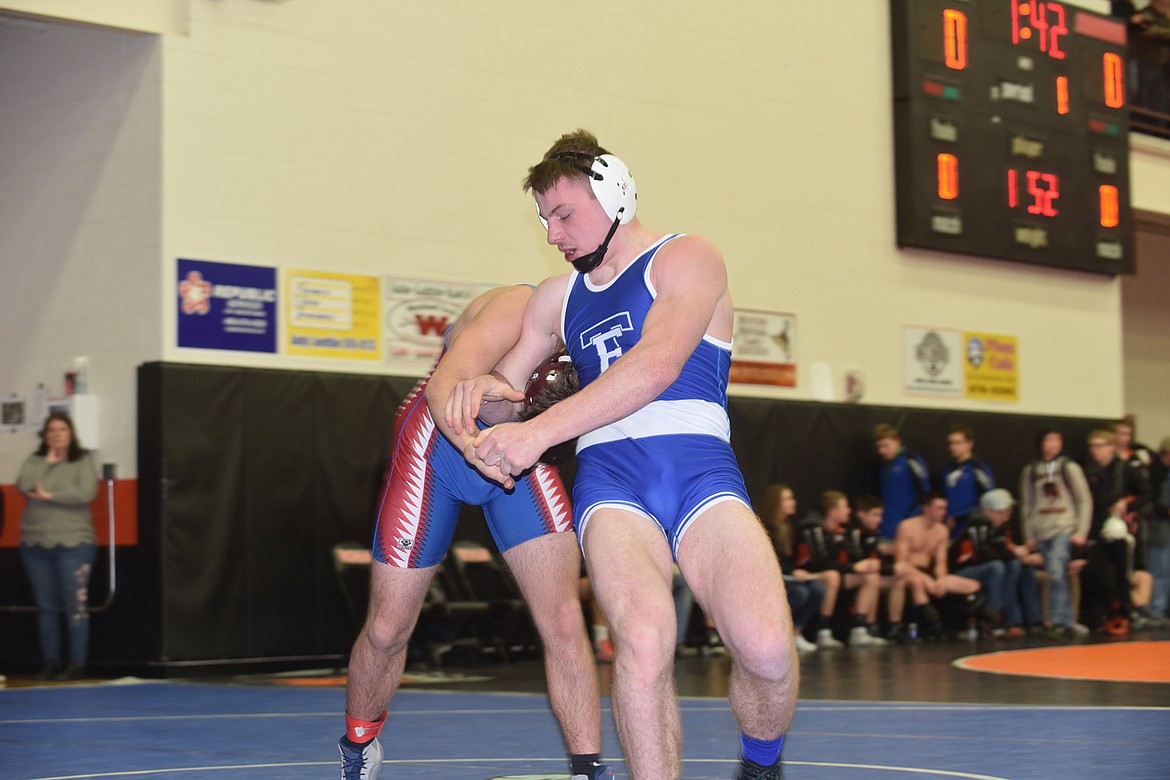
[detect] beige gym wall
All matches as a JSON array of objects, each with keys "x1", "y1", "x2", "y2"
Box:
[{"x1": 2, "y1": 0, "x2": 1168, "y2": 479}]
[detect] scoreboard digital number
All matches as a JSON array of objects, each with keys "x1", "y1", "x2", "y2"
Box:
[{"x1": 891, "y1": 0, "x2": 1133, "y2": 275}]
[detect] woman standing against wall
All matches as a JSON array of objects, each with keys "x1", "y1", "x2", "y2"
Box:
[{"x1": 17, "y1": 412, "x2": 98, "y2": 681}]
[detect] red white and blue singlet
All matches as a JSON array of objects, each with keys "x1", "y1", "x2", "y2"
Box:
[
  {"x1": 559, "y1": 234, "x2": 751, "y2": 558},
  {"x1": 371, "y1": 360, "x2": 573, "y2": 569}
]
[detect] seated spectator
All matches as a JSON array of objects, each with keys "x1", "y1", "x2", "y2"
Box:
[
  {"x1": 844, "y1": 495, "x2": 915, "y2": 640},
  {"x1": 941, "y1": 424, "x2": 995, "y2": 539},
  {"x1": 795, "y1": 491, "x2": 886, "y2": 648},
  {"x1": 1082, "y1": 429, "x2": 1149, "y2": 634},
  {"x1": 1019, "y1": 429, "x2": 1092, "y2": 638},
  {"x1": 874, "y1": 424, "x2": 932, "y2": 540},
  {"x1": 952, "y1": 489, "x2": 1043, "y2": 638},
  {"x1": 1148, "y1": 437, "x2": 1170, "y2": 622},
  {"x1": 761, "y1": 484, "x2": 823, "y2": 653},
  {"x1": 894, "y1": 492, "x2": 985, "y2": 640}
]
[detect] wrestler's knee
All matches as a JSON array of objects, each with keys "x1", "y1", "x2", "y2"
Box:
[
  {"x1": 729, "y1": 622, "x2": 793, "y2": 683},
  {"x1": 533, "y1": 595, "x2": 588, "y2": 647},
  {"x1": 362, "y1": 606, "x2": 416, "y2": 654},
  {"x1": 614, "y1": 612, "x2": 675, "y2": 678}
]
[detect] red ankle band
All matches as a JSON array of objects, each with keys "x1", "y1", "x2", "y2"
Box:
[{"x1": 345, "y1": 710, "x2": 386, "y2": 744}]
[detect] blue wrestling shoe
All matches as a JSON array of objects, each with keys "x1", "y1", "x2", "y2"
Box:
[
  {"x1": 339, "y1": 736, "x2": 382, "y2": 780},
  {"x1": 572, "y1": 763, "x2": 614, "y2": 780},
  {"x1": 736, "y1": 756, "x2": 783, "y2": 779}
]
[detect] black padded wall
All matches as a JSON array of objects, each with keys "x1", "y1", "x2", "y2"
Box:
[{"x1": 138, "y1": 362, "x2": 416, "y2": 666}]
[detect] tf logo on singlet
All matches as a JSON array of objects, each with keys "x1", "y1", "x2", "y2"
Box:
[{"x1": 580, "y1": 313, "x2": 633, "y2": 372}]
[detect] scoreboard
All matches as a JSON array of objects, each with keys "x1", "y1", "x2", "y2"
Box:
[{"x1": 891, "y1": 0, "x2": 1133, "y2": 275}]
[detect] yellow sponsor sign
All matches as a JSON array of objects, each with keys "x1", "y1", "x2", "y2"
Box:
[
  {"x1": 286, "y1": 270, "x2": 381, "y2": 360},
  {"x1": 962, "y1": 331, "x2": 1017, "y2": 401}
]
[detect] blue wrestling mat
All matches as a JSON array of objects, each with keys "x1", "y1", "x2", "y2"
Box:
[{"x1": 0, "y1": 681, "x2": 1166, "y2": 779}]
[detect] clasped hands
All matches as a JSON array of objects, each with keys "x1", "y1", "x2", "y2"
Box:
[
  {"x1": 26, "y1": 482, "x2": 53, "y2": 501},
  {"x1": 445, "y1": 373, "x2": 551, "y2": 487}
]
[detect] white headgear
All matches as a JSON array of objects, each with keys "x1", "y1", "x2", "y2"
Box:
[{"x1": 537, "y1": 153, "x2": 638, "y2": 229}]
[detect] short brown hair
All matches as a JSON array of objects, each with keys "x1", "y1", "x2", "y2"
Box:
[
  {"x1": 523, "y1": 129, "x2": 610, "y2": 195},
  {"x1": 947, "y1": 423, "x2": 973, "y2": 441},
  {"x1": 1087, "y1": 428, "x2": 1115, "y2": 446},
  {"x1": 854, "y1": 494, "x2": 883, "y2": 513},
  {"x1": 873, "y1": 423, "x2": 899, "y2": 442},
  {"x1": 820, "y1": 490, "x2": 847, "y2": 516},
  {"x1": 1110, "y1": 416, "x2": 1135, "y2": 433}
]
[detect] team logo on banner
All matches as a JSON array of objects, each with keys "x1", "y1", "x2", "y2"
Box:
[
  {"x1": 903, "y1": 326, "x2": 962, "y2": 396},
  {"x1": 177, "y1": 259, "x2": 277, "y2": 353}
]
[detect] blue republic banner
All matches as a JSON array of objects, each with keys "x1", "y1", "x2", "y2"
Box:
[{"x1": 177, "y1": 258, "x2": 277, "y2": 353}]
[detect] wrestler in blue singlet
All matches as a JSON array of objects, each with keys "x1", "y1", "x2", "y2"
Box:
[{"x1": 561, "y1": 234, "x2": 751, "y2": 557}]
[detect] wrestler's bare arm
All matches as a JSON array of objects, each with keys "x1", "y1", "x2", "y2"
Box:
[
  {"x1": 444, "y1": 275, "x2": 568, "y2": 434},
  {"x1": 422, "y1": 286, "x2": 530, "y2": 487}
]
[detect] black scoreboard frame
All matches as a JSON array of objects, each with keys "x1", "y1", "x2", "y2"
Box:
[{"x1": 891, "y1": 0, "x2": 1134, "y2": 275}]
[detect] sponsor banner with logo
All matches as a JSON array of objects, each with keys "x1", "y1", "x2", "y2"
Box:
[
  {"x1": 903, "y1": 326, "x2": 963, "y2": 396},
  {"x1": 286, "y1": 270, "x2": 381, "y2": 360},
  {"x1": 177, "y1": 259, "x2": 277, "y2": 353},
  {"x1": 730, "y1": 309, "x2": 796, "y2": 387},
  {"x1": 963, "y1": 331, "x2": 1018, "y2": 401},
  {"x1": 383, "y1": 277, "x2": 495, "y2": 372}
]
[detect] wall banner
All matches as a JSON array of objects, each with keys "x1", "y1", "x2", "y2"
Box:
[
  {"x1": 963, "y1": 331, "x2": 1018, "y2": 401},
  {"x1": 384, "y1": 277, "x2": 495, "y2": 372},
  {"x1": 286, "y1": 270, "x2": 380, "y2": 360},
  {"x1": 903, "y1": 326, "x2": 963, "y2": 396},
  {"x1": 730, "y1": 310, "x2": 796, "y2": 387},
  {"x1": 177, "y1": 259, "x2": 277, "y2": 353}
]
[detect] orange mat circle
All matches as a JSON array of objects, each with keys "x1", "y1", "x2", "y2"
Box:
[{"x1": 955, "y1": 640, "x2": 1170, "y2": 683}]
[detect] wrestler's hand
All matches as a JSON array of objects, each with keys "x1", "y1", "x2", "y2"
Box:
[
  {"x1": 461, "y1": 440, "x2": 516, "y2": 490},
  {"x1": 445, "y1": 374, "x2": 525, "y2": 435},
  {"x1": 473, "y1": 422, "x2": 548, "y2": 477}
]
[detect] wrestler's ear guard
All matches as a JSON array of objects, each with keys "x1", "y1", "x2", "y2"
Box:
[
  {"x1": 536, "y1": 153, "x2": 638, "y2": 229},
  {"x1": 587, "y1": 154, "x2": 637, "y2": 225}
]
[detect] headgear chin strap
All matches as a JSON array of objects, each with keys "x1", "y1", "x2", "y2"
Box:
[{"x1": 571, "y1": 210, "x2": 623, "y2": 273}]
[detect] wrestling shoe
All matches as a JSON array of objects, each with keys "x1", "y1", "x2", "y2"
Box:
[
  {"x1": 571, "y1": 763, "x2": 614, "y2": 780},
  {"x1": 736, "y1": 756, "x2": 783, "y2": 779},
  {"x1": 339, "y1": 736, "x2": 382, "y2": 780}
]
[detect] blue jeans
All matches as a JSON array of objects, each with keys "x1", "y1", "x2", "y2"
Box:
[
  {"x1": 1148, "y1": 542, "x2": 1170, "y2": 617},
  {"x1": 958, "y1": 560, "x2": 1006, "y2": 614},
  {"x1": 20, "y1": 543, "x2": 97, "y2": 665},
  {"x1": 784, "y1": 578, "x2": 825, "y2": 631},
  {"x1": 1038, "y1": 534, "x2": 1074, "y2": 627},
  {"x1": 1007, "y1": 559, "x2": 1043, "y2": 627}
]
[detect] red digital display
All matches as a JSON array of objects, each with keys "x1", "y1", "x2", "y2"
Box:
[
  {"x1": 1100, "y1": 185, "x2": 1119, "y2": 228},
  {"x1": 944, "y1": 9, "x2": 968, "y2": 70},
  {"x1": 1103, "y1": 52, "x2": 1125, "y2": 109},
  {"x1": 1012, "y1": 1, "x2": 1068, "y2": 59},
  {"x1": 938, "y1": 154, "x2": 960, "y2": 199}
]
